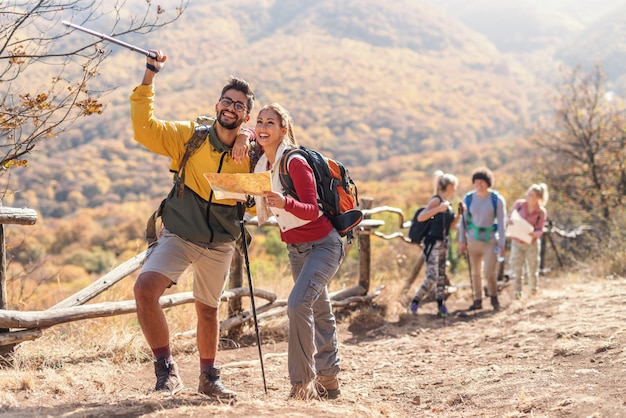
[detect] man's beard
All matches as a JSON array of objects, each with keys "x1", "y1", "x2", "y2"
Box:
[{"x1": 217, "y1": 111, "x2": 241, "y2": 130}]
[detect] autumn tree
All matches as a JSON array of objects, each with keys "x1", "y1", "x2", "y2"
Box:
[
  {"x1": 530, "y1": 65, "x2": 626, "y2": 228},
  {"x1": 0, "y1": 0, "x2": 187, "y2": 195}
]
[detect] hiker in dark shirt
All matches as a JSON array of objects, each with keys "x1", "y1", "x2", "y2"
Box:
[
  {"x1": 409, "y1": 171, "x2": 460, "y2": 317},
  {"x1": 130, "y1": 49, "x2": 254, "y2": 399}
]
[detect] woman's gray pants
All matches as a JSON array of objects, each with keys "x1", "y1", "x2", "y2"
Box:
[{"x1": 286, "y1": 229, "x2": 344, "y2": 386}]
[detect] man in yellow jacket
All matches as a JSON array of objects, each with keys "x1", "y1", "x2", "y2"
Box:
[{"x1": 130, "y1": 49, "x2": 254, "y2": 399}]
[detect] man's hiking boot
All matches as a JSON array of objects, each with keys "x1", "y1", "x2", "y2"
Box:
[
  {"x1": 468, "y1": 299, "x2": 482, "y2": 310},
  {"x1": 154, "y1": 358, "x2": 184, "y2": 395},
  {"x1": 289, "y1": 380, "x2": 323, "y2": 400},
  {"x1": 409, "y1": 300, "x2": 419, "y2": 314},
  {"x1": 317, "y1": 374, "x2": 340, "y2": 399},
  {"x1": 437, "y1": 305, "x2": 449, "y2": 318},
  {"x1": 490, "y1": 295, "x2": 500, "y2": 311},
  {"x1": 198, "y1": 366, "x2": 237, "y2": 400}
]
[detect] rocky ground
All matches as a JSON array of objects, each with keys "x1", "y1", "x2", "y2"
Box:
[{"x1": 0, "y1": 272, "x2": 625, "y2": 417}]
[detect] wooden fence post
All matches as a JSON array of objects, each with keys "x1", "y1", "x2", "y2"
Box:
[
  {"x1": 540, "y1": 231, "x2": 546, "y2": 273},
  {"x1": 227, "y1": 249, "x2": 244, "y2": 339},
  {"x1": 0, "y1": 207, "x2": 38, "y2": 311},
  {"x1": 358, "y1": 197, "x2": 374, "y2": 293},
  {"x1": 0, "y1": 207, "x2": 38, "y2": 356},
  {"x1": 0, "y1": 224, "x2": 6, "y2": 313}
]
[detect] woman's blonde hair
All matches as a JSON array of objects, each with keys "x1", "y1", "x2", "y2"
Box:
[
  {"x1": 528, "y1": 183, "x2": 549, "y2": 206},
  {"x1": 433, "y1": 170, "x2": 458, "y2": 194},
  {"x1": 259, "y1": 103, "x2": 297, "y2": 146}
]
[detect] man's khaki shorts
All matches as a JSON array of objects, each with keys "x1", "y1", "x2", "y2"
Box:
[{"x1": 141, "y1": 230, "x2": 235, "y2": 307}]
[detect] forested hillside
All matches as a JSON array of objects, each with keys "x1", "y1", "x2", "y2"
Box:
[
  {"x1": 2, "y1": 0, "x2": 624, "y2": 300},
  {"x1": 7, "y1": 0, "x2": 557, "y2": 218}
]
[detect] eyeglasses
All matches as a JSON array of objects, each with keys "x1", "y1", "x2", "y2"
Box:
[{"x1": 219, "y1": 96, "x2": 247, "y2": 112}]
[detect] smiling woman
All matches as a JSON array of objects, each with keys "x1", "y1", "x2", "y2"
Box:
[{"x1": 253, "y1": 103, "x2": 343, "y2": 400}]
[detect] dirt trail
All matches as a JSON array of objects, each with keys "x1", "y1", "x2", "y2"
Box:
[{"x1": 1, "y1": 274, "x2": 625, "y2": 417}]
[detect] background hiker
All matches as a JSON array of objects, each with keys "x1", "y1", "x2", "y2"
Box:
[
  {"x1": 253, "y1": 103, "x2": 343, "y2": 401},
  {"x1": 130, "y1": 49, "x2": 255, "y2": 399},
  {"x1": 507, "y1": 183, "x2": 549, "y2": 299},
  {"x1": 408, "y1": 171, "x2": 460, "y2": 317},
  {"x1": 458, "y1": 166, "x2": 507, "y2": 311}
]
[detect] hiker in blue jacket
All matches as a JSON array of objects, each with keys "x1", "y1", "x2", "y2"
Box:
[
  {"x1": 458, "y1": 167, "x2": 507, "y2": 311},
  {"x1": 409, "y1": 171, "x2": 460, "y2": 317}
]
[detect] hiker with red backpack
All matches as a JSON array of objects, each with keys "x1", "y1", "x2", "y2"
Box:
[
  {"x1": 459, "y1": 167, "x2": 507, "y2": 311},
  {"x1": 507, "y1": 183, "x2": 549, "y2": 299},
  {"x1": 130, "y1": 49, "x2": 255, "y2": 399},
  {"x1": 408, "y1": 171, "x2": 461, "y2": 317},
  {"x1": 253, "y1": 103, "x2": 343, "y2": 401}
]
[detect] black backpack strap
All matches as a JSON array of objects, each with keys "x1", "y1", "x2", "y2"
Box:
[
  {"x1": 174, "y1": 125, "x2": 210, "y2": 199},
  {"x1": 278, "y1": 147, "x2": 312, "y2": 200},
  {"x1": 145, "y1": 198, "x2": 167, "y2": 244},
  {"x1": 278, "y1": 147, "x2": 329, "y2": 219}
]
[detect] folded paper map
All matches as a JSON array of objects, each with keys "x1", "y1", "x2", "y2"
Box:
[
  {"x1": 204, "y1": 171, "x2": 272, "y2": 201},
  {"x1": 505, "y1": 209, "x2": 534, "y2": 244}
]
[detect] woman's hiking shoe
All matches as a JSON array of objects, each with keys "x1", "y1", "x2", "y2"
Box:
[
  {"x1": 468, "y1": 299, "x2": 482, "y2": 310},
  {"x1": 490, "y1": 296, "x2": 501, "y2": 311},
  {"x1": 198, "y1": 367, "x2": 237, "y2": 400},
  {"x1": 409, "y1": 300, "x2": 419, "y2": 314},
  {"x1": 317, "y1": 374, "x2": 340, "y2": 399},
  {"x1": 154, "y1": 358, "x2": 184, "y2": 395},
  {"x1": 437, "y1": 305, "x2": 449, "y2": 318},
  {"x1": 289, "y1": 381, "x2": 323, "y2": 400}
]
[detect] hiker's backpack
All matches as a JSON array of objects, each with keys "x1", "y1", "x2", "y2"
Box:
[
  {"x1": 145, "y1": 122, "x2": 211, "y2": 244},
  {"x1": 278, "y1": 146, "x2": 362, "y2": 241},
  {"x1": 465, "y1": 190, "x2": 498, "y2": 216},
  {"x1": 463, "y1": 191, "x2": 500, "y2": 241},
  {"x1": 408, "y1": 196, "x2": 443, "y2": 245}
]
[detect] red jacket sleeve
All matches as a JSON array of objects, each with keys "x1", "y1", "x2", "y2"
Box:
[{"x1": 283, "y1": 157, "x2": 321, "y2": 221}]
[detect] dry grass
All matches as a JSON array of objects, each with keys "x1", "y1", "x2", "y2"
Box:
[{"x1": 2, "y1": 258, "x2": 626, "y2": 417}]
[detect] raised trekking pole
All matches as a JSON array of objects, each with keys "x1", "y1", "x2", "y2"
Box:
[
  {"x1": 441, "y1": 218, "x2": 449, "y2": 327},
  {"x1": 237, "y1": 203, "x2": 268, "y2": 394},
  {"x1": 459, "y1": 202, "x2": 475, "y2": 316},
  {"x1": 62, "y1": 21, "x2": 157, "y2": 58}
]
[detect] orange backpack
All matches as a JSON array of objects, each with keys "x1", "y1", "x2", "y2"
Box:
[{"x1": 279, "y1": 146, "x2": 362, "y2": 241}]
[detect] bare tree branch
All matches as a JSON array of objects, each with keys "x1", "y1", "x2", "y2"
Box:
[
  {"x1": 529, "y1": 64, "x2": 626, "y2": 223},
  {"x1": 0, "y1": 0, "x2": 187, "y2": 193}
]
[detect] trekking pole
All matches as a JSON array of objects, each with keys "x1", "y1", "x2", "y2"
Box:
[
  {"x1": 62, "y1": 21, "x2": 157, "y2": 59},
  {"x1": 459, "y1": 203, "x2": 475, "y2": 316},
  {"x1": 237, "y1": 203, "x2": 268, "y2": 394},
  {"x1": 441, "y1": 246, "x2": 447, "y2": 327},
  {"x1": 441, "y1": 216, "x2": 448, "y2": 327}
]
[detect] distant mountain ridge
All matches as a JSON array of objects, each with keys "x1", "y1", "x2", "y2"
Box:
[
  {"x1": 7, "y1": 0, "x2": 622, "y2": 217},
  {"x1": 427, "y1": 0, "x2": 626, "y2": 90}
]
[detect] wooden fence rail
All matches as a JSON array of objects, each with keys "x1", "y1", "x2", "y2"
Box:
[
  {"x1": 0, "y1": 200, "x2": 400, "y2": 352},
  {"x1": 0, "y1": 201, "x2": 577, "y2": 352}
]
